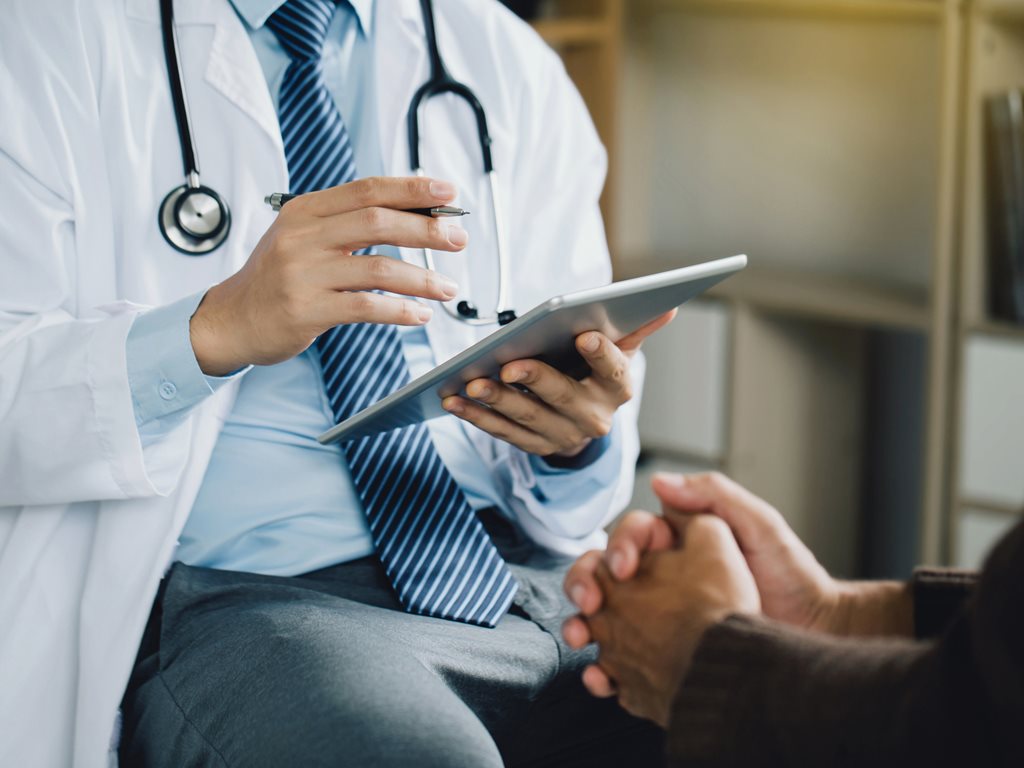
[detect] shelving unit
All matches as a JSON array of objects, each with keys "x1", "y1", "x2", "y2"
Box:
[
  {"x1": 611, "y1": 0, "x2": 960, "y2": 576},
  {"x1": 530, "y1": 1, "x2": 624, "y2": 247},
  {"x1": 946, "y1": 0, "x2": 1024, "y2": 568},
  {"x1": 534, "y1": 0, "x2": 1022, "y2": 571},
  {"x1": 644, "y1": 0, "x2": 946, "y2": 22}
]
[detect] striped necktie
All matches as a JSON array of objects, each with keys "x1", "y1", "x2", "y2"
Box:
[{"x1": 266, "y1": 0, "x2": 517, "y2": 627}]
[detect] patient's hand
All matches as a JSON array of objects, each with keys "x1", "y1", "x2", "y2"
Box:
[
  {"x1": 564, "y1": 472, "x2": 911, "y2": 647},
  {"x1": 651, "y1": 473, "x2": 845, "y2": 633},
  {"x1": 568, "y1": 514, "x2": 760, "y2": 727}
]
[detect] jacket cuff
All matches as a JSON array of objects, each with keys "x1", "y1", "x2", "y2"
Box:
[
  {"x1": 126, "y1": 290, "x2": 244, "y2": 436},
  {"x1": 911, "y1": 567, "x2": 977, "y2": 640},
  {"x1": 668, "y1": 614, "x2": 931, "y2": 767},
  {"x1": 535, "y1": 433, "x2": 611, "y2": 472}
]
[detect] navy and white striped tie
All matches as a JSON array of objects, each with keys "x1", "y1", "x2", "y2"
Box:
[{"x1": 266, "y1": 0, "x2": 517, "y2": 627}]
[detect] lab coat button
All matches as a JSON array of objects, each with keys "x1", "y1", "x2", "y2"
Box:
[{"x1": 158, "y1": 381, "x2": 178, "y2": 400}]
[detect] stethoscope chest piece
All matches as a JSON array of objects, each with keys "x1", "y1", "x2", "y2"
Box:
[{"x1": 159, "y1": 182, "x2": 231, "y2": 256}]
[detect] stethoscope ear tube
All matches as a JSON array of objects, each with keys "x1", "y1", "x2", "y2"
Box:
[
  {"x1": 410, "y1": 0, "x2": 514, "y2": 326},
  {"x1": 161, "y1": 0, "x2": 199, "y2": 183}
]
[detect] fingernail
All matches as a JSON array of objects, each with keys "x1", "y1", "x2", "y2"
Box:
[
  {"x1": 570, "y1": 584, "x2": 586, "y2": 608},
  {"x1": 439, "y1": 276, "x2": 459, "y2": 300},
  {"x1": 446, "y1": 225, "x2": 469, "y2": 247},
  {"x1": 415, "y1": 304, "x2": 433, "y2": 324},
  {"x1": 443, "y1": 398, "x2": 464, "y2": 415},
  {"x1": 608, "y1": 550, "x2": 625, "y2": 578},
  {"x1": 652, "y1": 471, "x2": 686, "y2": 487},
  {"x1": 474, "y1": 383, "x2": 492, "y2": 399},
  {"x1": 504, "y1": 369, "x2": 526, "y2": 384},
  {"x1": 429, "y1": 180, "x2": 455, "y2": 199},
  {"x1": 581, "y1": 334, "x2": 600, "y2": 353}
]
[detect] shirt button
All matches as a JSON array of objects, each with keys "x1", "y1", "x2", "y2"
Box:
[{"x1": 158, "y1": 381, "x2": 178, "y2": 401}]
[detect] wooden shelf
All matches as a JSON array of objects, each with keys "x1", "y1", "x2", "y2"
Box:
[
  {"x1": 622, "y1": 259, "x2": 931, "y2": 330},
  {"x1": 637, "y1": 0, "x2": 944, "y2": 22},
  {"x1": 532, "y1": 18, "x2": 612, "y2": 47},
  {"x1": 976, "y1": 0, "x2": 1024, "y2": 22},
  {"x1": 958, "y1": 496, "x2": 1024, "y2": 516},
  {"x1": 711, "y1": 265, "x2": 931, "y2": 330},
  {"x1": 967, "y1": 318, "x2": 1024, "y2": 339}
]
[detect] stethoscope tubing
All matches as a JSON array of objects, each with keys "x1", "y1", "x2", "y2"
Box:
[
  {"x1": 409, "y1": 0, "x2": 515, "y2": 326},
  {"x1": 161, "y1": 0, "x2": 199, "y2": 183},
  {"x1": 416, "y1": 167, "x2": 513, "y2": 327},
  {"x1": 159, "y1": 0, "x2": 232, "y2": 255},
  {"x1": 160, "y1": 0, "x2": 514, "y2": 323}
]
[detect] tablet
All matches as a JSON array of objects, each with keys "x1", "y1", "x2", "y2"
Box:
[{"x1": 318, "y1": 254, "x2": 747, "y2": 444}]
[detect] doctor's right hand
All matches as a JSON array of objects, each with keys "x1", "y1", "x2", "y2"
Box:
[{"x1": 189, "y1": 177, "x2": 467, "y2": 376}]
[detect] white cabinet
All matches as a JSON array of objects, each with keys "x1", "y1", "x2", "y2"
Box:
[
  {"x1": 637, "y1": 300, "x2": 730, "y2": 460},
  {"x1": 955, "y1": 508, "x2": 1022, "y2": 570},
  {"x1": 958, "y1": 336, "x2": 1024, "y2": 508}
]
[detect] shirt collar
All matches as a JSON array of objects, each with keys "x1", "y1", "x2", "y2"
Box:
[{"x1": 230, "y1": 0, "x2": 373, "y2": 37}]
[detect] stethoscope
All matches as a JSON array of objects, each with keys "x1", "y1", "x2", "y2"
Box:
[
  {"x1": 158, "y1": 0, "x2": 232, "y2": 256},
  {"x1": 157, "y1": 0, "x2": 516, "y2": 326}
]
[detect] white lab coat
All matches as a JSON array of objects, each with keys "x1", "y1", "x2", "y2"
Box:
[{"x1": 0, "y1": 1, "x2": 641, "y2": 765}]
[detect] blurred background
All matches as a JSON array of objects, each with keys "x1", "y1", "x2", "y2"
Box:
[{"x1": 508, "y1": 0, "x2": 1024, "y2": 578}]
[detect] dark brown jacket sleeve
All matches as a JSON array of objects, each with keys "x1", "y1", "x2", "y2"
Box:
[{"x1": 667, "y1": 521, "x2": 1024, "y2": 768}]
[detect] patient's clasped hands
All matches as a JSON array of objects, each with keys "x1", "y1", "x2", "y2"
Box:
[{"x1": 563, "y1": 472, "x2": 914, "y2": 728}]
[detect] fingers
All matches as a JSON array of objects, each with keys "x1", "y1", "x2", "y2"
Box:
[
  {"x1": 320, "y1": 255, "x2": 459, "y2": 301},
  {"x1": 574, "y1": 333, "x2": 633, "y2": 405},
  {"x1": 441, "y1": 396, "x2": 558, "y2": 455},
  {"x1": 317, "y1": 291, "x2": 434, "y2": 328},
  {"x1": 462, "y1": 378, "x2": 592, "y2": 450},
  {"x1": 317, "y1": 206, "x2": 469, "y2": 253},
  {"x1": 652, "y1": 472, "x2": 785, "y2": 551},
  {"x1": 680, "y1": 512, "x2": 736, "y2": 552},
  {"x1": 562, "y1": 615, "x2": 592, "y2": 649},
  {"x1": 611, "y1": 309, "x2": 678, "y2": 354},
  {"x1": 582, "y1": 664, "x2": 617, "y2": 698},
  {"x1": 564, "y1": 550, "x2": 606, "y2": 616},
  {"x1": 605, "y1": 511, "x2": 676, "y2": 581},
  {"x1": 291, "y1": 176, "x2": 457, "y2": 217},
  {"x1": 497, "y1": 361, "x2": 614, "y2": 439}
]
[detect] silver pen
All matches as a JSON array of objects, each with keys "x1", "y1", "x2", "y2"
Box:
[{"x1": 264, "y1": 193, "x2": 469, "y2": 217}]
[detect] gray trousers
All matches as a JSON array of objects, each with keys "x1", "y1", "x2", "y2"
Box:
[{"x1": 119, "y1": 515, "x2": 664, "y2": 767}]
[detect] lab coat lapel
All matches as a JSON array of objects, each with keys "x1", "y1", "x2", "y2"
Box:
[
  {"x1": 124, "y1": 0, "x2": 283, "y2": 153},
  {"x1": 375, "y1": 0, "x2": 424, "y2": 178}
]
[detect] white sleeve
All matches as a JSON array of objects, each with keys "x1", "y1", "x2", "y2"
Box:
[{"x1": 0, "y1": 148, "x2": 196, "y2": 507}]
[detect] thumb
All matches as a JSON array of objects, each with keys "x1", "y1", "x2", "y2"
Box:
[
  {"x1": 604, "y1": 510, "x2": 676, "y2": 581},
  {"x1": 614, "y1": 309, "x2": 677, "y2": 354},
  {"x1": 652, "y1": 472, "x2": 785, "y2": 554},
  {"x1": 651, "y1": 472, "x2": 713, "y2": 513}
]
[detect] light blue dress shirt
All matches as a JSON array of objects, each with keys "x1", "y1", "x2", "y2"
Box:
[{"x1": 125, "y1": 0, "x2": 619, "y2": 576}]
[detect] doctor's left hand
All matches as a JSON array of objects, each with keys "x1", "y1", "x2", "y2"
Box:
[{"x1": 441, "y1": 310, "x2": 675, "y2": 458}]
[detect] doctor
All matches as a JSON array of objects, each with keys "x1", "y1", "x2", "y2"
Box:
[{"x1": 0, "y1": 0, "x2": 667, "y2": 766}]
